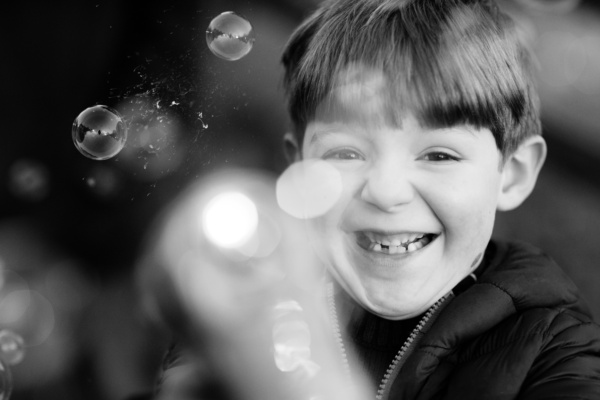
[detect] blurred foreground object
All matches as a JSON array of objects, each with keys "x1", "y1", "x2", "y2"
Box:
[{"x1": 136, "y1": 168, "x2": 370, "y2": 400}]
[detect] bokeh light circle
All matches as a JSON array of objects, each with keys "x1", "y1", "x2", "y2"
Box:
[
  {"x1": 7, "y1": 159, "x2": 50, "y2": 202},
  {"x1": 0, "y1": 290, "x2": 55, "y2": 347},
  {"x1": 276, "y1": 159, "x2": 343, "y2": 219},
  {"x1": 206, "y1": 11, "x2": 255, "y2": 61},
  {"x1": 202, "y1": 191, "x2": 259, "y2": 249},
  {"x1": 72, "y1": 105, "x2": 127, "y2": 160}
]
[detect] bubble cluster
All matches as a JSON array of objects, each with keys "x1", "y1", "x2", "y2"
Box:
[
  {"x1": 206, "y1": 11, "x2": 255, "y2": 61},
  {"x1": 0, "y1": 330, "x2": 24, "y2": 366},
  {"x1": 72, "y1": 105, "x2": 128, "y2": 160}
]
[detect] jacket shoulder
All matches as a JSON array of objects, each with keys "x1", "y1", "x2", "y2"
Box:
[
  {"x1": 519, "y1": 307, "x2": 600, "y2": 398},
  {"x1": 454, "y1": 305, "x2": 596, "y2": 361},
  {"x1": 450, "y1": 306, "x2": 600, "y2": 398}
]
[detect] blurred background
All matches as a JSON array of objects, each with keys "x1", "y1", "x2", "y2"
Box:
[{"x1": 1, "y1": 0, "x2": 599, "y2": 399}]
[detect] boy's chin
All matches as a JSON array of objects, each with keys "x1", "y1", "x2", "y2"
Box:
[
  {"x1": 365, "y1": 305, "x2": 430, "y2": 321},
  {"x1": 356, "y1": 291, "x2": 438, "y2": 320}
]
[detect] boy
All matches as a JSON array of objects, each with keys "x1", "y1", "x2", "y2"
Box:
[
  {"x1": 149, "y1": 0, "x2": 600, "y2": 399},
  {"x1": 278, "y1": 0, "x2": 600, "y2": 398}
]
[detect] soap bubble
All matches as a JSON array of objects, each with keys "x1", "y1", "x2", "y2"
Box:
[
  {"x1": 0, "y1": 359, "x2": 11, "y2": 400},
  {"x1": 206, "y1": 11, "x2": 255, "y2": 61},
  {"x1": 0, "y1": 330, "x2": 24, "y2": 366},
  {"x1": 72, "y1": 105, "x2": 127, "y2": 160}
]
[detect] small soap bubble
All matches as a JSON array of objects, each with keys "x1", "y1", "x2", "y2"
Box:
[
  {"x1": 0, "y1": 359, "x2": 11, "y2": 400},
  {"x1": 0, "y1": 330, "x2": 24, "y2": 366},
  {"x1": 72, "y1": 105, "x2": 127, "y2": 160},
  {"x1": 206, "y1": 11, "x2": 255, "y2": 61}
]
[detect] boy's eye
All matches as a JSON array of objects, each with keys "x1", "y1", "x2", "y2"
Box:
[
  {"x1": 323, "y1": 148, "x2": 364, "y2": 161},
  {"x1": 423, "y1": 152, "x2": 459, "y2": 162}
]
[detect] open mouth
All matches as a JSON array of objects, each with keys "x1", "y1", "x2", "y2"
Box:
[{"x1": 356, "y1": 231, "x2": 439, "y2": 255}]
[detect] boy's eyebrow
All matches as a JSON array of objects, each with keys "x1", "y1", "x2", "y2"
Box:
[{"x1": 308, "y1": 127, "x2": 355, "y2": 145}]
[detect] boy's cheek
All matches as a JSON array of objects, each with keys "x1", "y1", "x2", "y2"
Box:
[{"x1": 433, "y1": 188, "x2": 497, "y2": 244}]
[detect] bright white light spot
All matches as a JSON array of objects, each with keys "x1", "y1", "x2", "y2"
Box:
[
  {"x1": 202, "y1": 191, "x2": 259, "y2": 249},
  {"x1": 276, "y1": 160, "x2": 343, "y2": 219}
]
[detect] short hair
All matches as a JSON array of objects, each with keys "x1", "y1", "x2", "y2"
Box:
[{"x1": 281, "y1": 0, "x2": 541, "y2": 159}]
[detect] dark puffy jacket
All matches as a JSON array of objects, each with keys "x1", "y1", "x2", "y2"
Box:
[{"x1": 389, "y1": 240, "x2": 600, "y2": 400}]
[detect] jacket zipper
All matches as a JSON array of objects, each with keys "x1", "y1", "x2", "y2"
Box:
[{"x1": 326, "y1": 282, "x2": 454, "y2": 400}]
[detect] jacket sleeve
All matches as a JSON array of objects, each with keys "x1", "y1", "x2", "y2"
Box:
[{"x1": 519, "y1": 310, "x2": 600, "y2": 399}]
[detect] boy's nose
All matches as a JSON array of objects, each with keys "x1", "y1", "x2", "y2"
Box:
[{"x1": 360, "y1": 166, "x2": 415, "y2": 212}]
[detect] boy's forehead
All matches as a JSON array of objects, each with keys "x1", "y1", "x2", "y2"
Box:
[{"x1": 313, "y1": 63, "x2": 405, "y2": 128}]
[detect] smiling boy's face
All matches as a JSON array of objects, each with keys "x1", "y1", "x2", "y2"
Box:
[{"x1": 298, "y1": 73, "x2": 507, "y2": 319}]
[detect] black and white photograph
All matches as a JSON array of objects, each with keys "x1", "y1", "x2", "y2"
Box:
[{"x1": 1, "y1": 0, "x2": 600, "y2": 399}]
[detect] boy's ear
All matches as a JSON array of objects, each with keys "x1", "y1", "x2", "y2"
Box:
[
  {"x1": 283, "y1": 132, "x2": 302, "y2": 164},
  {"x1": 497, "y1": 136, "x2": 547, "y2": 211}
]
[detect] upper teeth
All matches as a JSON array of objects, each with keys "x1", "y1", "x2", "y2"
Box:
[
  {"x1": 364, "y1": 232, "x2": 435, "y2": 254},
  {"x1": 364, "y1": 232, "x2": 426, "y2": 247}
]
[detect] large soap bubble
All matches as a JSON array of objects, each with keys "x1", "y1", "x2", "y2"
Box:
[
  {"x1": 206, "y1": 11, "x2": 255, "y2": 61},
  {"x1": 72, "y1": 105, "x2": 127, "y2": 160}
]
